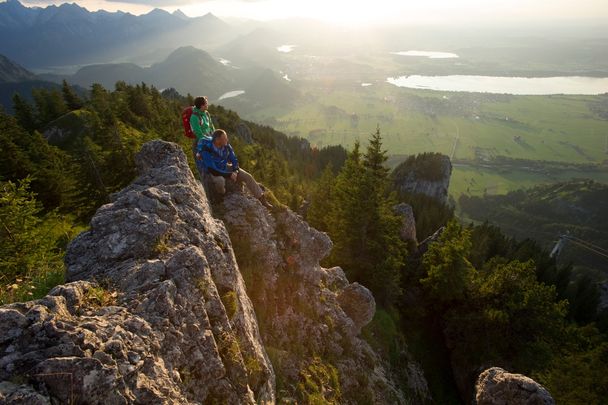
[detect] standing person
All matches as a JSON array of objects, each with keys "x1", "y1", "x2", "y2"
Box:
[
  {"x1": 190, "y1": 96, "x2": 215, "y2": 174},
  {"x1": 197, "y1": 129, "x2": 273, "y2": 209}
]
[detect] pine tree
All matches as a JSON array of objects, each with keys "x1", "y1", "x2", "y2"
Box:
[
  {"x1": 0, "y1": 178, "x2": 73, "y2": 304},
  {"x1": 0, "y1": 111, "x2": 79, "y2": 211},
  {"x1": 62, "y1": 80, "x2": 83, "y2": 110},
  {"x1": 326, "y1": 132, "x2": 406, "y2": 305},
  {"x1": 12, "y1": 93, "x2": 37, "y2": 132},
  {"x1": 360, "y1": 128, "x2": 405, "y2": 304},
  {"x1": 420, "y1": 219, "x2": 476, "y2": 305},
  {"x1": 32, "y1": 88, "x2": 68, "y2": 126},
  {"x1": 308, "y1": 163, "x2": 336, "y2": 231},
  {"x1": 327, "y1": 141, "x2": 368, "y2": 278},
  {"x1": 364, "y1": 125, "x2": 390, "y2": 182}
]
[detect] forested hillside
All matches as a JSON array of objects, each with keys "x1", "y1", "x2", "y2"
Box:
[{"x1": 1, "y1": 81, "x2": 607, "y2": 403}]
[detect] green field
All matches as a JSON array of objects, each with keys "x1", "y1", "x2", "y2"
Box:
[{"x1": 242, "y1": 83, "x2": 608, "y2": 199}]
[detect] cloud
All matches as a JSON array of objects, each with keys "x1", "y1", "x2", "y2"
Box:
[
  {"x1": 104, "y1": 0, "x2": 265, "y2": 5},
  {"x1": 104, "y1": 0, "x2": 194, "y2": 5}
]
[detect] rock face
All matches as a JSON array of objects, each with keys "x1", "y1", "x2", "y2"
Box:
[
  {"x1": 0, "y1": 140, "x2": 274, "y2": 404},
  {"x1": 0, "y1": 139, "x2": 416, "y2": 404},
  {"x1": 234, "y1": 122, "x2": 254, "y2": 144},
  {"x1": 392, "y1": 153, "x2": 452, "y2": 206},
  {"x1": 393, "y1": 202, "x2": 417, "y2": 244},
  {"x1": 598, "y1": 281, "x2": 608, "y2": 312},
  {"x1": 43, "y1": 110, "x2": 98, "y2": 147},
  {"x1": 221, "y1": 190, "x2": 407, "y2": 404},
  {"x1": 475, "y1": 367, "x2": 555, "y2": 405}
]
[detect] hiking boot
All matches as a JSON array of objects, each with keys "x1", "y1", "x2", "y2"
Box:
[{"x1": 259, "y1": 193, "x2": 273, "y2": 209}]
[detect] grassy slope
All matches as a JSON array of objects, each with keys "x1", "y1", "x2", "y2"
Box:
[{"x1": 244, "y1": 83, "x2": 608, "y2": 200}]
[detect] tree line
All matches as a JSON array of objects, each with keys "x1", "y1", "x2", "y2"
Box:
[{"x1": 1, "y1": 80, "x2": 606, "y2": 403}]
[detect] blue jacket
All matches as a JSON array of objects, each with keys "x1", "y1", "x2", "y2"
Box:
[{"x1": 197, "y1": 138, "x2": 239, "y2": 178}]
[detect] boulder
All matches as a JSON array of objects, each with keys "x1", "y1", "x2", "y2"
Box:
[{"x1": 475, "y1": 367, "x2": 555, "y2": 405}]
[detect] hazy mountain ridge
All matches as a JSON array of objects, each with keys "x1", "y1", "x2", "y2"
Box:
[
  {"x1": 0, "y1": 48, "x2": 297, "y2": 108},
  {"x1": 0, "y1": 0, "x2": 233, "y2": 68},
  {"x1": 0, "y1": 54, "x2": 35, "y2": 83}
]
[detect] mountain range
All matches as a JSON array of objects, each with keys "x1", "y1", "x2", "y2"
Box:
[
  {"x1": 0, "y1": 0, "x2": 232, "y2": 68},
  {"x1": 0, "y1": 48, "x2": 299, "y2": 110}
]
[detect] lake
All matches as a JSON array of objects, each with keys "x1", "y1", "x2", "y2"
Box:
[
  {"x1": 218, "y1": 90, "x2": 245, "y2": 101},
  {"x1": 390, "y1": 50, "x2": 459, "y2": 59},
  {"x1": 386, "y1": 75, "x2": 608, "y2": 95},
  {"x1": 277, "y1": 45, "x2": 296, "y2": 53}
]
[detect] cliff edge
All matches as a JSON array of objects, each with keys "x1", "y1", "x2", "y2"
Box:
[{"x1": 0, "y1": 140, "x2": 410, "y2": 404}]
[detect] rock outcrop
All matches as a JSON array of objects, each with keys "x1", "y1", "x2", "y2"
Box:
[
  {"x1": 598, "y1": 281, "x2": 608, "y2": 312},
  {"x1": 0, "y1": 141, "x2": 274, "y2": 404},
  {"x1": 475, "y1": 367, "x2": 555, "y2": 405},
  {"x1": 0, "y1": 140, "x2": 416, "y2": 404},
  {"x1": 392, "y1": 153, "x2": 452, "y2": 206},
  {"x1": 394, "y1": 202, "x2": 417, "y2": 244},
  {"x1": 220, "y1": 188, "x2": 406, "y2": 404}
]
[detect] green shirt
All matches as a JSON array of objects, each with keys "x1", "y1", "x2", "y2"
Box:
[{"x1": 190, "y1": 107, "x2": 215, "y2": 140}]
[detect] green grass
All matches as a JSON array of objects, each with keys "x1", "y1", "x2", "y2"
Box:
[{"x1": 245, "y1": 85, "x2": 608, "y2": 199}]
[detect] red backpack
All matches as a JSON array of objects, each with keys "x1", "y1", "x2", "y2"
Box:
[{"x1": 181, "y1": 106, "x2": 200, "y2": 139}]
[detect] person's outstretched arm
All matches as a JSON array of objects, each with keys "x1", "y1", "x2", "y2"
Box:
[{"x1": 227, "y1": 144, "x2": 239, "y2": 172}]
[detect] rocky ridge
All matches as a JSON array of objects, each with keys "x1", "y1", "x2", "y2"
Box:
[
  {"x1": 392, "y1": 153, "x2": 452, "y2": 206},
  {"x1": 219, "y1": 187, "x2": 414, "y2": 403},
  {"x1": 0, "y1": 140, "x2": 418, "y2": 404},
  {"x1": 475, "y1": 367, "x2": 555, "y2": 405},
  {"x1": 1, "y1": 140, "x2": 274, "y2": 404}
]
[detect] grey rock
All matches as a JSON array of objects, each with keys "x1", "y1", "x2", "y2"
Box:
[
  {"x1": 235, "y1": 122, "x2": 254, "y2": 144},
  {"x1": 393, "y1": 154, "x2": 452, "y2": 205},
  {"x1": 393, "y1": 203, "x2": 417, "y2": 244},
  {"x1": 0, "y1": 139, "x2": 428, "y2": 405},
  {"x1": 0, "y1": 381, "x2": 51, "y2": 405},
  {"x1": 1, "y1": 140, "x2": 274, "y2": 405},
  {"x1": 337, "y1": 283, "x2": 376, "y2": 332},
  {"x1": 598, "y1": 281, "x2": 608, "y2": 312},
  {"x1": 221, "y1": 190, "x2": 407, "y2": 404},
  {"x1": 475, "y1": 367, "x2": 555, "y2": 405}
]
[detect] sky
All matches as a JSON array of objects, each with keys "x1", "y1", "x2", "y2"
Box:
[{"x1": 18, "y1": 0, "x2": 608, "y2": 25}]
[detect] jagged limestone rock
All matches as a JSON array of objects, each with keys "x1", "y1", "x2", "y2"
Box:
[
  {"x1": 235, "y1": 122, "x2": 254, "y2": 144},
  {"x1": 337, "y1": 283, "x2": 376, "y2": 333},
  {"x1": 475, "y1": 367, "x2": 555, "y2": 405},
  {"x1": 393, "y1": 202, "x2": 417, "y2": 244},
  {"x1": 0, "y1": 381, "x2": 51, "y2": 405},
  {"x1": 598, "y1": 281, "x2": 608, "y2": 312},
  {"x1": 221, "y1": 190, "x2": 407, "y2": 404},
  {"x1": 392, "y1": 154, "x2": 452, "y2": 205},
  {"x1": 0, "y1": 139, "x2": 425, "y2": 404},
  {"x1": 0, "y1": 140, "x2": 274, "y2": 404}
]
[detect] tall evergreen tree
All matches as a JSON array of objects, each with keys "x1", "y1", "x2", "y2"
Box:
[
  {"x1": 0, "y1": 178, "x2": 73, "y2": 304},
  {"x1": 12, "y1": 93, "x2": 37, "y2": 132},
  {"x1": 32, "y1": 88, "x2": 68, "y2": 126},
  {"x1": 360, "y1": 128, "x2": 405, "y2": 304},
  {"x1": 0, "y1": 111, "x2": 79, "y2": 211},
  {"x1": 62, "y1": 80, "x2": 83, "y2": 110},
  {"x1": 327, "y1": 131, "x2": 406, "y2": 305},
  {"x1": 364, "y1": 125, "x2": 390, "y2": 181},
  {"x1": 308, "y1": 163, "x2": 336, "y2": 231}
]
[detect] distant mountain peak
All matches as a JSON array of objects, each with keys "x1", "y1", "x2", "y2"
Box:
[
  {"x1": 0, "y1": 53, "x2": 36, "y2": 83},
  {"x1": 199, "y1": 11, "x2": 228, "y2": 26},
  {"x1": 172, "y1": 9, "x2": 188, "y2": 20},
  {"x1": 146, "y1": 8, "x2": 171, "y2": 17}
]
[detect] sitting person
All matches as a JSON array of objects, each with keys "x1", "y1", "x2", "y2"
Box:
[{"x1": 197, "y1": 129, "x2": 273, "y2": 208}]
